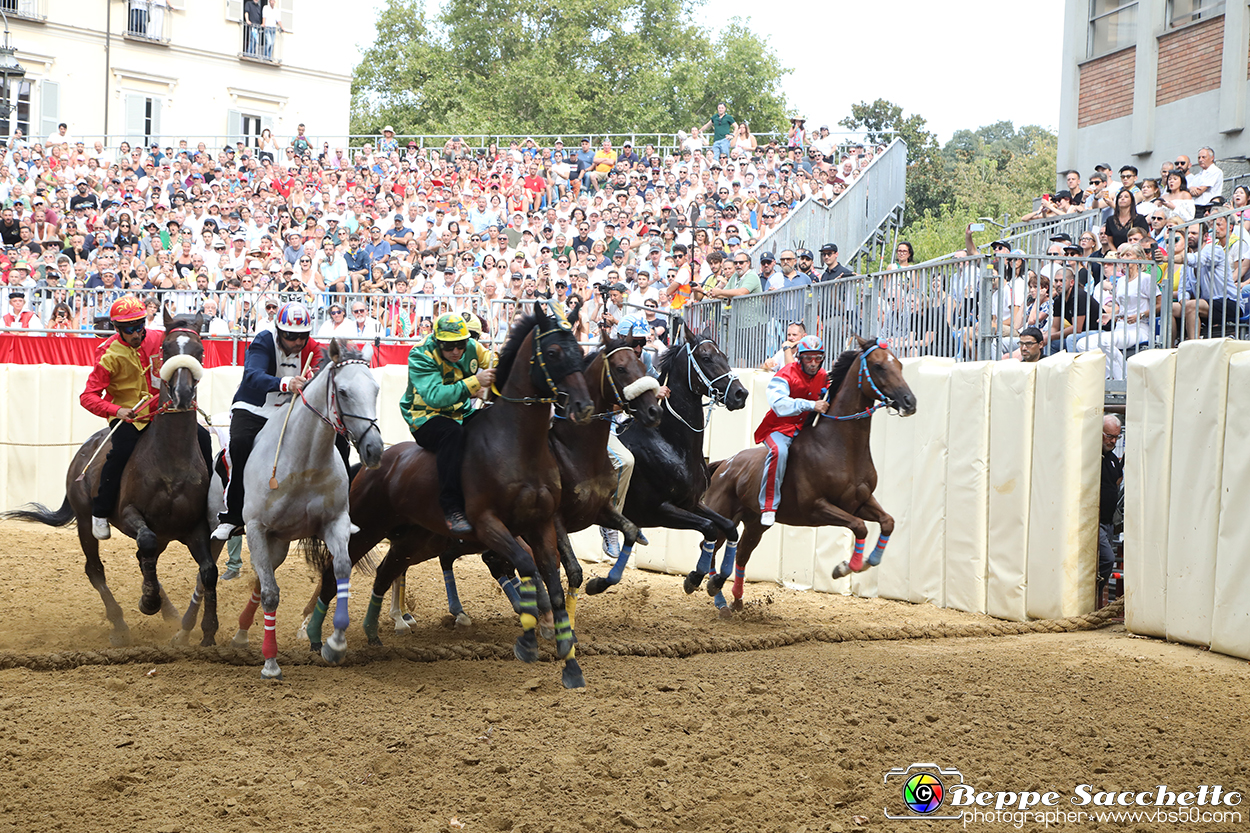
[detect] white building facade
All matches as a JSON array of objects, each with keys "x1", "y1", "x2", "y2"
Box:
[{"x1": 0, "y1": 0, "x2": 351, "y2": 150}]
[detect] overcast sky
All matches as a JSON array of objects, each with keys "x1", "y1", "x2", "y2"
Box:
[{"x1": 343, "y1": 0, "x2": 1064, "y2": 144}]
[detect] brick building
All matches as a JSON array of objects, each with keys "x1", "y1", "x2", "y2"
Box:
[{"x1": 1059, "y1": 0, "x2": 1249, "y2": 188}]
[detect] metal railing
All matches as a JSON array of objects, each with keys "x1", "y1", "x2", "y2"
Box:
[
  {"x1": 747, "y1": 139, "x2": 908, "y2": 266},
  {"x1": 0, "y1": 0, "x2": 45, "y2": 21},
  {"x1": 240, "y1": 22, "x2": 281, "y2": 65},
  {"x1": 125, "y1": 0, "x2": 171, "y2": 43}
]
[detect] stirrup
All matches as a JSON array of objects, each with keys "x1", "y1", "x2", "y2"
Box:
[
  {"x1": 445, "y1": 511, "x2": 473, "y2": 535},
  {"x1": 91, "y1": 516, "x2": 111, "y2": 540}
]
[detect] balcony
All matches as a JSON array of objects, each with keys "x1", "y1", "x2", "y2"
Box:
[
  {"x1": 0, "y1": 0, "x2": 47, "y2": 22},
  {"x1": 124, "y1": 0, "x2": 171, "y2": 44},
  {"x1": 239, "y1": 23, "x2": 282, "y2": 66}
]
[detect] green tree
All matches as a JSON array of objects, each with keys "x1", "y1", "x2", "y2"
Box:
[
  {"x1": 839, "y1": 99, "x2": 949, "y2": 221},
  {"x1": 351, "y1": 0, "x2": 791, "y2": 138}
]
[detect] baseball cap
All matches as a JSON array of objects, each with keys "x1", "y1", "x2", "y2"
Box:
[{"x1": 820, "y1": 243, "x2": 837, "y2": 254}]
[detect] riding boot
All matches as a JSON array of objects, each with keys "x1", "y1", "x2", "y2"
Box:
[{"x1": 91, "y1": 420, "x2": 144, "y2": 539}]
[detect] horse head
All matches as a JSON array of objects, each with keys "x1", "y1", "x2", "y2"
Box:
[
  {"x1": 324, "y1": 339, "x2": 384, "y2": 468},
  {"x1": 854, "y1": 336, "x2": 916, "y2": 416},
  {"x1": 673, "y1": 318, "x2": 748, "y2": 411},
  {"x1": 159, "y1": 310, "x2": 205, "y2": 412},
  {"x1": 600, "y1": 333, "x2": 662, "y2": 428},
  {"x1": 533, "y1": 300, "x2": 593, "y2": 423}
]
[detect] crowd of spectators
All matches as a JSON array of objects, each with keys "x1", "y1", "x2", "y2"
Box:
[{"x1": 0, "y1": 113, "x2": 885, "y2": 352}]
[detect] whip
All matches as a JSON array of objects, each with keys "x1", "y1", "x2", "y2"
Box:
[
  {"x1": 75, "y1": 394, "x2": 151, "y2": 482},
  {"x1": 269, "y1": 352, "x2": 315, "y2": 489}
]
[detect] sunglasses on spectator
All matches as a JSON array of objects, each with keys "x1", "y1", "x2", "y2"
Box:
[
  {"x1": 266, "y1": 304, "x2": 278, "y2": 310},
  {"x1": 331, "y1": 308, "x2": 344, "y2": 315},
  {"x1": 1019, "y1": 338, "x2": 1041, "y2": 347}
]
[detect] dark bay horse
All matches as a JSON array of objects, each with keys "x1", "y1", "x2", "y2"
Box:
[
  {"x1": 4, "y1": 312, "x2": 217, "y2": 645},
  {"x1": 423, "y1": 331, "x2": 666, "y2": 621},
  {"x1": 334, "y1": 301, "x2": 595, "y2": 687},
  {"x1": 615, "y1": 319, "x2": 748, "y2": 599},
  {"x1": 699, "y1": 337, "x2": 917, "y2": 609}
]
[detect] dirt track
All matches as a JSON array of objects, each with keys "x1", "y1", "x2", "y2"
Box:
[{"x1": 0, "y1": 523, "x2": 1246, "y2": 833}]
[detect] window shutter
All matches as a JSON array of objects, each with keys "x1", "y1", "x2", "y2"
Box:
[
  {"x1": 224, "y1": 0, "x2": 242, "y2": 22},
  {"x1": 226, "y1": 109, "x2": 243, "y2": 146},
  {"x1": 149, "y1": 98, "x2": 162, "y2": 148},
  {"x1": 124, "y1": 95, "x2": 146, "y2": 147},
  {"x1": 278, "y1": 0, "x2": 294, "y2": 32},
  {"x1": 167, "y1": 0, "x2": 186, "y2": 9},
  {"x1": 38, "y1": 80, "x2": 59, "y2": 141}
]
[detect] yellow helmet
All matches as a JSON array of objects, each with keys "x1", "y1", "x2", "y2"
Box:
[
  {"x1": 461, "y1": 312, "x2": 484, "y2": 338},
  {"x1": 433, "y1": 313, "x2": 470, "y2": 343}
]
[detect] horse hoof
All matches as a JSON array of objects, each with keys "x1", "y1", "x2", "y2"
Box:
[
  {"x1": 454, "y1": 612, "x2": 473, "y2": 630},
  {"x1": 401, "y1": 613, "x2": 419, "y2": 627},
  {"x1": 310, "y1": 641, "x2": 324, "y2": 652},
  {"x1": 171, "y1": 630, "x2": 189, "y2": 647},
  {"x1": 683, "y1": 571, "x2": 703, "y2": 595},
  {"x1": 731, "y1": 598, "x2": 744, "y2": 612},
  {"x1": 261, "y1": 659, "x2": 283, "y2": 681},
  {"x1": 717, "y1": 606, "x2": 735, "y2": 621},
  {"x1": 231, "y1": 630, "x2": 249, "y2": 648},
  {"x1": 562, "y1": 658, "x2": 586, "y2": 690},
  {"x1": 514, "y1": 631, "x2": 539, "y2": 663},
  {"x1": 322, "y1": 634, "x2": 347, "y2": 665},
  {"x1": 637, "y1": 532, "x2": 650, "y2": 546},
  {"x1": 366, "y1": 637, "x2": 381, "y2": 647},
  {"x1": 585, "y1": 577, "x2": 610, "y2": 595},
  {"x1": 199, "y1": 634, "x2": 217, "y2": 648},
  {"x1": 706, "y1": 573, "x2": 728, "y2": 597},
  {"x1": 831, "y1": 561, "x2": 851, "y2": 580},
  {"x1": 139, "y1": 595, "x2": 162, "y2": 617},
  {"x1": 109, "y1": 629, "x2": 132, "y2": 648},
  {"x1": 393, "y1": 619, "x2": 412, "y2": 635}
]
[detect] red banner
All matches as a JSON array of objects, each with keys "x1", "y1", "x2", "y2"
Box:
[{"x1": 0, "y1": 334, "x2": 411, "y2": 367}]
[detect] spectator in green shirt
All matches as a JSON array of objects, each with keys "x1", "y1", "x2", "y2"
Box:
[
  {"x1": 703, "y1": 250, "x2": 761, "y2": 299},
  {"x1": 701, "y1": 103, "x2": 737, "y2": 161}
]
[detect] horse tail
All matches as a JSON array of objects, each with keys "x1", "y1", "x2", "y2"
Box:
[
  {"x1": 3, "y1": 496, "x2": 76, "y2": 528},
  {"x1": 300, "y1": 537, "x2": 380, "y2": 576}
]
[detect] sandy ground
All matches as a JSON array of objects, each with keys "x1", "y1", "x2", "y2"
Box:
[{"x1": 0, "y1": 522, "x2": 1246, "y2": 833}]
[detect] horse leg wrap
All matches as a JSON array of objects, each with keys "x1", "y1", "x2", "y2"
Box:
[
  {"x1": 262, "y1": 611, "x2": 277, "y2": 660},
  {"x1": 498, "y1": 575, "x2": 522, "y2": 613},
  {"x1": 712, "y1": 591, "x2": 728, "y2": 610},
  {"x1": 554, "y1": 609, "x2": 574, "y2": 659},
  {"x1": 307, "y1": 597, "x2": 329, "y2": 645},
  {"x1": 868, "y1": 533, "x2": 890, "y2": 567},
  {"x1": 189, "y1": 586, "x2": 203, "y2": 608},
  {"x1": 332, "y1": 578, "x2": 350, "y2": 633},
  {"x1": 718, "y1": 542, "x2": 737, "y2": 578},
  {"x1": 239, "y1": 590, "x2": 261, "y2": 631},
  {"x1": 443, "y1": 568, "x2": 464, "y2": 616},
  {"x1": 849, "y1": 537, "x2": 867, "y2": 573},
  {"x1": 606, "y1": 543, "x2": 633, "y2": 585},
  {"x1": 733, "y1": 563, "x2": 746, "y2": 601},
  {"x1": 518, "y1": 577, "x2": 538, "y2": 632},
  {"x1": 363, "y1": 593, "x2": 383, "y2": 643},
  {"x1": 696, "y1": 540, "x2": 715, "y2": 576}
]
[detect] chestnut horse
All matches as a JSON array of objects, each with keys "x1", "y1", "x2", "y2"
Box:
[
  {"x1": 4, "y1": 313, "x2": 217, "y2": 645},
  {"x1": 328, "y1": 301, "x2": 595, "y2": 687},
  {"x1": 697, "y1": 338, "x2": 917, "y2": 609}
]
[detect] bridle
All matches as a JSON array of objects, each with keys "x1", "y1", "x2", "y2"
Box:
[
  {"x1": 584, "y1": 345, "x2": 660, "y2": 421},
  {"x1": 149, "y1": 326, "x2": 204, "y2": 417},
  {"x1": 299, "y1": 357, "x2": 380, "y2": 447},
  {"x1": 663, "y1": 338, "x2": 738, "y2": 433},
  {"x1": 491, "y1": 325, "x2": 574, "y2": 407},
  {"x1": 822, "y1": 342, "x2": 898, "y2": 421}
]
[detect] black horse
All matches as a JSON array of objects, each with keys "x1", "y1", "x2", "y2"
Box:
[{"x1": 616, "y1": 318, "x2": 749, "y2": 591}]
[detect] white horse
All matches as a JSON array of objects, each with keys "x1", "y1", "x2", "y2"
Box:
[{"x1": 231, "y1": 340, "x2": 384, "y2": 680}]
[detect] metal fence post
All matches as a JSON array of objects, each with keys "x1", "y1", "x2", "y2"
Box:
[{"x1": 867, "y1": 274, "x2": 881, "y2": 339}]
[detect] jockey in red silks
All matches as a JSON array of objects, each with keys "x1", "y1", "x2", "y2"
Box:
[{"x1": 753, "y1": 335, "x2": 828, "y2": 526}]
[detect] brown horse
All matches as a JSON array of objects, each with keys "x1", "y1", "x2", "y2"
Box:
[
  {"x1": 4, "y1": 313, "x2": 218, "y2": 645},
  {"x1": 698, "y1": 338, "x2": 917, "y2": 610},
  {"x1": 331, "y1": 301, "x2": 596, "y2": 687}
]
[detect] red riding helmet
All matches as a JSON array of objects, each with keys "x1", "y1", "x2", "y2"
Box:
[{"x1": 109, "y1": 297, "x2": 146, "y2": 323}]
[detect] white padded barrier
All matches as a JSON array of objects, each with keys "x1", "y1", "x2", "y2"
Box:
[
  {"x1": 1123, "y1": 349, "x2": 1176, "y2": 638},
  {"x1": 907, "y1": 358, "x2": 954, "y2": 607},
  {"x1": 944, "y1": 362, "x2": 993, "y2": 614},
  {"x1": 1164, "y1": 340, "x2": 1250, "y2": 647},
  {"x1": 870, "y1": 357, "x2": 919, "y2": 602},
  {"x1": 1025, "y1": 351, "x2": 1104, "y2": 620},
  {"x1": 1212, "y1": 353, "x2": 1250, "y2": 660},
  {"x1": 985, "y1": 361, "x2": 1036, "y2": 621}
]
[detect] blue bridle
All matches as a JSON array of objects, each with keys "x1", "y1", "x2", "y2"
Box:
[{"x1": 822, "y1": 342, "x2": 891, "y2": 421}]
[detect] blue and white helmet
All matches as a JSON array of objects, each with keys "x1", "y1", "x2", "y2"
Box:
[{"x1": 616, "y1": 314, "x2": 650, "y2": 339}]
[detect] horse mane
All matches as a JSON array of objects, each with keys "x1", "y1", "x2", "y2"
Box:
[
  {"x1": 656, "y1": 331, "x2": 703, "y2": 381},
  {"x1": 312, "y1": 342, "x2": 367, "y2": 377},
  {"x1": 825, "y1": 339, "x2": 878, "y2": 400},
  {"x1": 494, "y1": 309, "x2": 540, "y2": 389}
]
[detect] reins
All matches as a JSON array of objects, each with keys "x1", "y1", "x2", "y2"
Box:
[
  {"x1": 663, "y1": 339, "x2": 738, "y2": 434},
  {"x1": 490, "y1": 325, "x2": 570, "y2": 406}
]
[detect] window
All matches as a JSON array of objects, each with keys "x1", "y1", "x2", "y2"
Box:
[
  {"x1": 1088, "y1": 0, "x2": 1138, "y2": 58},
  {"x1": 1168, "y1": 0, "x2": 1225, "y2": 28},
  {"x1": 0, "y1": 79, "x2": 31, "y2": 139},
  {"x1": 124, "y1": 94, "x2": 162, "y2": 148},
  {"x1": 226, "y1": 110, "x2": 272, "y2": 148}
]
